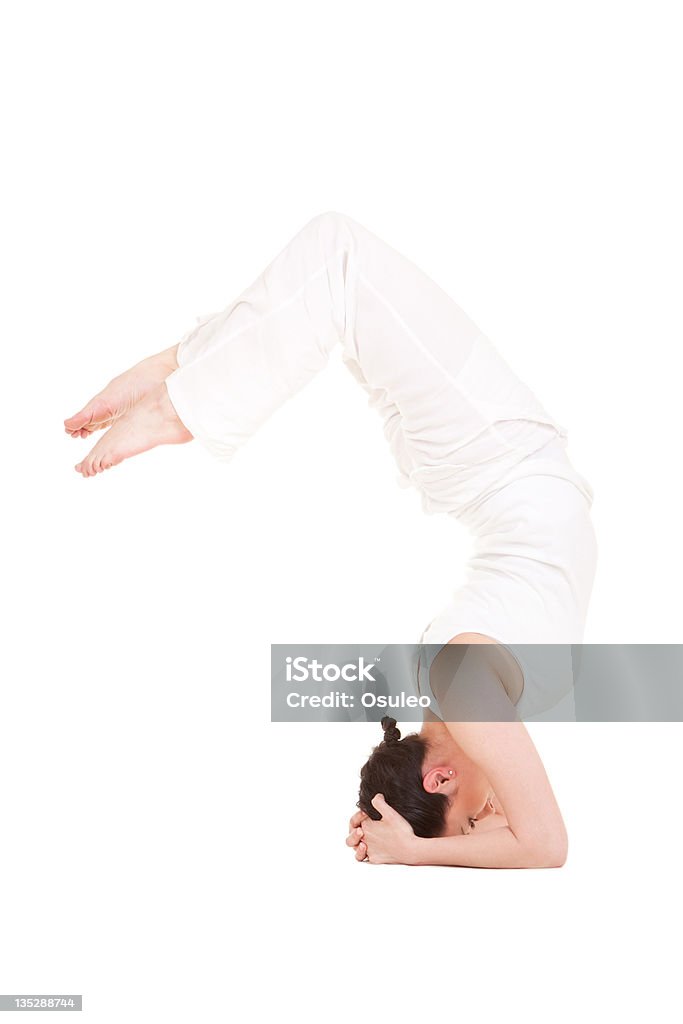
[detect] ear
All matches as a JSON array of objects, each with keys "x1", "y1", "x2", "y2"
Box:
[{"x1": 422, "y1": 766, "x2": 457, "y2": 795}]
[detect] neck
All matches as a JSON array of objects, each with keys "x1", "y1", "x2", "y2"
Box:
[
  {"x1": 421, "y1": 719, "x2": 499, "y2": 829},
  {"x1": 420, "y1": 719, "x2": 459, "y2": 759}
]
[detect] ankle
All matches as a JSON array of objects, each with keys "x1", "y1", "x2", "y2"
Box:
[
  {"x1": 156, "y1": 383, "x2": 192, "y2": 440},
  {"x1": 144, "y1": 346, "x2": 179, "y2": 377},
  {"x1": 160, "y1": 345, "x2": 179, "y2": 373}
]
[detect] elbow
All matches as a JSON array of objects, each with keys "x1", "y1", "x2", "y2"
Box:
[
  {"x1": 522, "y1": 828, "x2": 569, "y2": 869},
  {"x1": 535, "y1": 841, "x2": 568, "y2": 869}
]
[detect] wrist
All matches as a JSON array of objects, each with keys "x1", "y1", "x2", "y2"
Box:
[{"x1": 405, "y1": 835, "x2": 429, "y2": 866}]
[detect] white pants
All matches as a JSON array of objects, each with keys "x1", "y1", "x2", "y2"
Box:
[{"x1": 165, "y1": 212, "x2": 598, "y2": 719}]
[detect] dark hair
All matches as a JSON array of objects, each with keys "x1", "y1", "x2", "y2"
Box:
[{"x1": 357, "y1": 716, "x2": 449, "y2": 838}]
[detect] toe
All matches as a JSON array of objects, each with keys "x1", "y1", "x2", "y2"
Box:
[
  {"x1": 65, "y1": 409, "x2": 92, "y2": 432},
  {"x1": 76, "y1": 447, "x2": 97, "y2": 476},
  {"x1": 65, "y1": 397, "x2": 114, "y2": 435}
]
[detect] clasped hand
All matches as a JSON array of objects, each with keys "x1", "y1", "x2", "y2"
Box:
[{"x1": 345, "y1": 794, "x2": 418, "y2": 865}]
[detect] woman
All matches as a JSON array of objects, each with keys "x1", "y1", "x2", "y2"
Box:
[
  {"x1": 347, "y1": 710, "x2": 568, "y2": 868},
  {"x1": 65, "y1": 211, "x2": 597, "y2": 867}
]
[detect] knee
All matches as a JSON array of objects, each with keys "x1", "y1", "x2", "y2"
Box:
[
  {"x1": 312, "y1": 209, "x2": 352, "y2": 229},
  {"x1": 304, "y1": 210, "x2": 356, "y2": 243}
]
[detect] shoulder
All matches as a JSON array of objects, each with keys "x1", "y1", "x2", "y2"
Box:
[{"x1": 431, "y1": 634, "x2": 524, "y2": 707}]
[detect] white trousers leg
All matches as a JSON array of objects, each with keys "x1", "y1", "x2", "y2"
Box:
[{"x1": 165, "y1": 211, "x2": 584, "y2": 518}]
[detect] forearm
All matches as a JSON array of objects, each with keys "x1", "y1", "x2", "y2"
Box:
[{"x1": 408, "y1": 827, "x2": 567, "y2": 869}]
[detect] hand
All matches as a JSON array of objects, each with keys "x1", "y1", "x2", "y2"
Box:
[
  {"x1": 346, "y1": 809, "x2": 369, "y2": 861},
  {"x1": 359, "y1": 794, "x2": 419, "y2": 865}
]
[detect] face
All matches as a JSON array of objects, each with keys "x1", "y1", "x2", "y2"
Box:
[{"x1": 421, "y1": 732, "x2": 495, "y2": 836}]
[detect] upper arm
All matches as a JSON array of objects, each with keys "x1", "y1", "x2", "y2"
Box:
[
  {"x1": 429, "y1": 635, "x2": 568, "y2": 864},
  {"x1": 444, "y1": 719, "x2": 568, "y2": 863},
  {"x1": 429, "y1": 639, "x2": 521, "y2": 723}
]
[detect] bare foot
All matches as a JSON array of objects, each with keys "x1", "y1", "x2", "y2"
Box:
[
  {"x1": 74, "y1": 383, "x2": 192, "y2": 477},
  {"x1": 64, "y1": 346, "x2": 179, "y2": 438}
]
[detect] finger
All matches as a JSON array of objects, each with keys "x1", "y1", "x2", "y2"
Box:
[
  {"x1": 349, "y1": 810, "x2": 368, "y2": 830},
  {"x1": 370, "y1": 793, "x2": 398, "y2": 819},
  {"x1": 346, "y1": 827, "x2": 364, "y2": 848},
  {"x1": 355, "y1": 841, "x2": 368, "y2": 862}
]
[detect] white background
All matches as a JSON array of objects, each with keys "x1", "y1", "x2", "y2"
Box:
[{"x1": 1, "y1": 2, "x2": 682, "y2": 1021}]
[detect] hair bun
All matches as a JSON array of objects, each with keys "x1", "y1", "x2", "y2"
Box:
[{"x1": 381, "y1": 716, "x2": 401, "y2": 744}]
